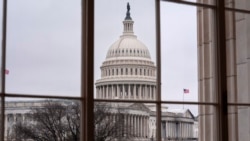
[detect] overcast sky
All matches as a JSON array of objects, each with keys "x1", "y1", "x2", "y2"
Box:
[{"x1": 4, "y1": 0, "x2": 199, "y2": 115}]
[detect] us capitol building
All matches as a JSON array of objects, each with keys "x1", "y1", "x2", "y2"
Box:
[
  {"x1": 95, "y1": 3, "x2": 197, "y2": 141},
  {"x1": 4, "y1": 3, "x2": 198, "y2": 141}
]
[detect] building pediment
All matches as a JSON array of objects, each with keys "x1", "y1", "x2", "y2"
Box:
[{"x1": 128, "y1": 103, "x2": 150, "y2": 112}]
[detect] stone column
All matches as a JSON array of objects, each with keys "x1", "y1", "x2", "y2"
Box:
[
  {"x1": 106, "y1": 85, "x2": 109, "y2": 99},
  {"x1": 115, "y1": 85, "x2": 117, "y2": 97},
  {"x1": 137, "y1": 116, "x2": 140, "y2": 137},
  {"x1": 101, "y1": 86, "x2": 104, "y2": 99},
  {"x1": 122, "y1": 84, "x2": 125, "y2": 99},
  {"x1": 166, "y1": 121, "x2": 169, "y2": 138},
  {"x1": 132, "y1": 115, "x2": 134, "y2": 136},
  {"x1": 154, "y1": 86, "x2": 156, "y2": 100},
  {"x1": 139, "y1": 116, "x2": 142, "y2": 137},
  {"x1": 148, "y1": 85, "x2": 152, "y2": 100},
  {"x1": 138, "y1": 116, "x2": 140, "y2": 137},
  {"x1": 96, "y1": 87, "x2": 98, "y2": 98},
  {"x1": 103, "y1": 86, "x2": 105, "y2": 99},
  {"x1": 111, "y1": 85, "x2": 114, "y2": 98},
  {"x1": 144, "y1": 116, "x2": 147, "y2": 138},
  {"x1": 135, "y1": 116, "x2": 138, "y2": 136},
  {"x1": 117, "y1": 85, "x2": 120, "y2": 98},
  {"x1": 146, "y1": 117, "x2": 149, "y2": 138},
  {"x1": 133, "y1": 84, "x2": 136, "y2": 99},
  {"x1": 140, "y1": 116, "x2": 143, "y2": 137},
  {"x1": 127, "y1": 115, "x2": 130, "y2": 136},
  {"x1": 143, "y1": 85, "x2": 146, "y2": 99},
  {"x1": 128, "y1": 84, "x2": 131, "y2": 99},
  {"x1": 139, "y1": 85, "x2": 141, "y2": 99}
]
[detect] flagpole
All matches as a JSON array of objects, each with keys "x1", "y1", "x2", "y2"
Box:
[{"x1": 183, "y1": 90, "x2": 184, "y2": 109}]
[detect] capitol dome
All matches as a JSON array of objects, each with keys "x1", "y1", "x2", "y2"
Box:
[
  {"x1": 96, "y1": 3, "x2": 156, "y2": 101},
  {"x1": 106, "y1": 34, "x2": 151, "y2": 61}
]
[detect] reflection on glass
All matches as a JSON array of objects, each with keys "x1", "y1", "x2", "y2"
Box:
[
  {"x1": 225, "y1": 11, "x2": 250, "y2": 104},
  {"x1": 5, "y1": 98, "x2": 81, "y2": 141},
  {"x1": 94, "y1": 0, "x2": 156, "y2": 100},
  {"x1": 228, "y1": 106, "x2": 250, "y2": 141},
  {"x1": 94, "y1": 102, "x2": 156, "y2": 140},
  {"x1": 6, "y1": 0, "x2": 81, "y2": 96}
]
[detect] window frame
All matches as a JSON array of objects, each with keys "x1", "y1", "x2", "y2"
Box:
[{"x1": 1, "y1": 0, "x2": 250, "y2": 141}]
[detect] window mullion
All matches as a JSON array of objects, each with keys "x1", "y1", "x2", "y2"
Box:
[
  {"x1": 81, "y1": 0, "x2": 95, "y2": 141},
  {"x1": 0, "y1": 0, "x2": 7, "y2": 140},
  {"x1": 216, "y1": 0, "x2": 228, "y2": 141},
  {"x1": 155, "y1": 0, "x2": 162, "y2": 141}
]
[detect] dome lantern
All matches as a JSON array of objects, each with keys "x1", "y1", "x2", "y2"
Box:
[{"x1": 123, "y1": 2, "x2": 134, "y2": 36}]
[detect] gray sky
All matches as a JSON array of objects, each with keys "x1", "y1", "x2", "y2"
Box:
[
  {"x1": 4, "y1": 0, "x2": 198, "y2": 115},
  {"x1": 6, "y1": 0, "x2": 81, "y2": 96}
]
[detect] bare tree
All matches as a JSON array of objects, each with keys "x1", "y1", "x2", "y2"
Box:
[
  {"x1": 94, "y1": 102, "x2": 134, "y2": 141},
  {"x1": 12, "y1": 100, "x2": 79, "y2": 141},
  {"x1": 11, "y1": 101, "x2": 133, "y2": 141}
]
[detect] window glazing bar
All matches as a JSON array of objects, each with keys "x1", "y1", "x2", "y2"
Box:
[
  {"x1": 228, "y1": 103, "x2": 250, "y2": 106},
  {"x1": 0, "y1": 0, "x2": 7, "y2": 140},
  {"x1": 225, "y1": 7, "x2": 250, "y2": 14},
  {"x1": 155, "y1": 0, "x2": 162, "y2": 141},
  {"x1": 94, "y1": 99, "x2": 217, "y2": 105},
  {"x1": 4, "y1": 93, "x2": 82, "y2": 100}
]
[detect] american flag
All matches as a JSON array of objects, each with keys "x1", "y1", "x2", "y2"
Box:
[
  {"x1": 183, "y1": 89, "x2": 189, "y2": 94},
  {"x1": 5, "y1": 69, "x2": 9, "y2": 75}
]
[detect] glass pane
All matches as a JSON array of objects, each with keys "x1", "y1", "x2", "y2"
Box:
[
  {"x1": 228, "y1": 106, "x2": 250, "y2": 141},
  {"x1": 161, "y1": 104, "x2": 198, "y2": 140},
  {"x1": 161, "y1": 3, "x2": 216, "y2": 102},
  {"x1": 225, "y1": 11, "x2": 250, "y2": 103},
  {"x1": 225, "y1": 0, "x2": 250, "y2": 11},
  {"x1": 6, "y1": 0, "x2": 81, "y2": 96},
  {"x1": 94, "y1": 0, "x2": 156, "y2": 101},
  {"x1": 94, "y1": 102, "x2": 156, "y2": 140},
  {"x1": 5, "y1": 98, "x2": 81, "y2": 140}
]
